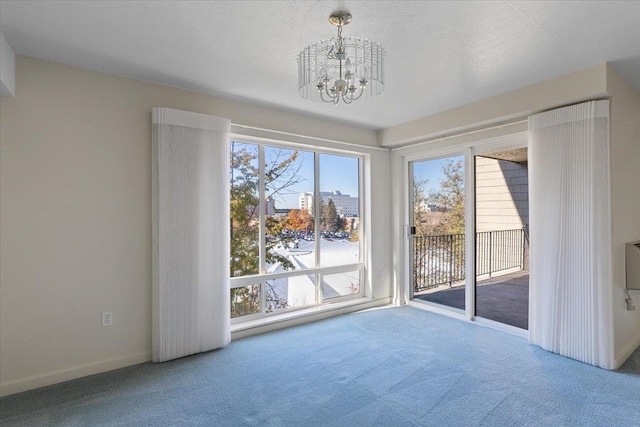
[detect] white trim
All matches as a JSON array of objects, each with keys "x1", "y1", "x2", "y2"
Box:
[
  {"x1": 470, "y1": 132, "x2": 528, "y2": 156},
  {"x1": 465, "y1": 146, "x2": 475, "y2": 321},
  {"x1": 401, "y1": 132, "x2": 528, "y2": 160},
  {"x1": 409, "y1": 300, "x2": 529, "y2": 339},
  {"x1": 314, "y1": 152, "x2": 321, "y2": 268},
  {"x1": 231, "y1": 297, "x2": 392, "y2": 339},
  {"x1": 259, "y1": 145, "x2": 266, "y2": 275},
  {"x1": 358, "y1": 155, "x2": 367, "y2": 298},
  {"x1": 615, "y1": 332, "x2": 640, "y2": 369},
  {"x1": 230, "y1": 124, "x2": 389, "y2": 153},
  {"x1": 230, "y1": 263, "x2": 363, "y2": 287},
  {"x1": 404, "y1": 146, "x2": 467, "y2": 163},
  {"x1": 0, "y1": 351, "x2": 151, "y2": 398},
  {"x1": 404, "y1": 160, "x2": 413, "y2": 304},
  {"x1": 390, "y1": 120, "x2": 527, "y2": 151},
  {"x1": 474, "y1": 317, "x2": 529, "y2": 339},
  {"x1": 408, "y1": 299, "x2": 467, "y2": 321},
  {"x1": 231, "y1": 133, "x2": 371, "y2": 159}
]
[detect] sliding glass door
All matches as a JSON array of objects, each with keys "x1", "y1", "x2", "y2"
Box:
[
  {"x1": 409, "y1": 155, "x2": 466, "y2": 312},
  {"x1": 474, "y1": 149, "x2": 529, "y2": 329},
  {"x1": 407, "y1": 135, "x2": 529, "y2": 331}
]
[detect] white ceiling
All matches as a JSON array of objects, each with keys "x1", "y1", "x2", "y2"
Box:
[{"x1": 1, "y1": 1, "x2": 639, "y2": 130}]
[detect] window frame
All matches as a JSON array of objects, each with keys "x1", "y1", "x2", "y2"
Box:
[{"x1": 229, "y1": 135, "x2": 366, "y2": 323}]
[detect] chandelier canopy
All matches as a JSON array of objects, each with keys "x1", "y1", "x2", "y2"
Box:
[{"x1": 297, "y1": 11, "x2": 385, "y2": 105}]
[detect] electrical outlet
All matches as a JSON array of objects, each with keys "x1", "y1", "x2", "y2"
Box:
[
  {"x1": 378, "y1": 270, "x2": 384, "y2": 280},
  {"x1": 102, "y1": 311, "x2": 113, "y2": 327}
]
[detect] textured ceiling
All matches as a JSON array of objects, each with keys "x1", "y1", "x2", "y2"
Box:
[{"x1": 1, "y1": 1, "x2": 639, "y2": 130}]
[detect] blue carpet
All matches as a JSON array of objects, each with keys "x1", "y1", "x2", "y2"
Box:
[{"x1": 1, "y1": 306, "x2": 639, "y2": 426}]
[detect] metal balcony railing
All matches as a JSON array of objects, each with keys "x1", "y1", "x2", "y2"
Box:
[{"x1": 413, "y1": 228, "x2": 528, "y2": 292}]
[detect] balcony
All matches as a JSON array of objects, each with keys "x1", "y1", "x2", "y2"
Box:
[{"x1": 413, "y1": 228, "x2": 529, "y2": 329}]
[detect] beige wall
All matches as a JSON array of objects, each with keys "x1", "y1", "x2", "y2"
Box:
[
  {"x1": 381, "y1": 63, "x2": 608, "y2": 147},
  {"x1": 0, "y1": 57, "x2": 391, "y2": 396},
  {"x1": 607, "y1": 66, "x2": 640, "y2": 366},
  {"x1": 475, "y1": 157, "x2": 528, "y2": 233}
]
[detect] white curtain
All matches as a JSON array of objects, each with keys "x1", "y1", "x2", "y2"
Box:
[
  {"x1": 529, "y1": 100, "x2": 613, "y2": 369},
  {"x1": 152, "y1": 107, "x2": 231, "y2": 362}
]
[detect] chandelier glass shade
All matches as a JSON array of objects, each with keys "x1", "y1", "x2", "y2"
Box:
[{"x1": 298, "y1": 12, "x2": 385, "y2": 105}]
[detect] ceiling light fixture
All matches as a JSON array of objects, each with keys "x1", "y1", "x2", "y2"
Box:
[{"x1": 297, "y1": 11, "x2": 385, "y2": 105}]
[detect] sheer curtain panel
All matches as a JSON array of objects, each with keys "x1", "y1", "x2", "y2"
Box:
[
  {"x1": 529, "y1": 100, "x2": 613, "y2": 369},
  {"x1": 152, "y1": 107, "x2": 231, "y2": 362}
]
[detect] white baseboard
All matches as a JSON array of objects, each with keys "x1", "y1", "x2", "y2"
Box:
[
  {"x1": 2, "y1": 299, "x2": 393, "y2": 397},
  {"x1": 614, "y1": 333, "x2": 640, "y2": 369},
  {"x1": 0, "y1": 351, "x2": 151, "y2": 397}
]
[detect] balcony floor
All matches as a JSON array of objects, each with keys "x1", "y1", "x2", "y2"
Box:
[{"x1": 413, "y1": 271, "x2": 529, "y2": 330}]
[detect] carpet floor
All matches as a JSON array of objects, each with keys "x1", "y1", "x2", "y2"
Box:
[{"x1": 1, "y1": 306, "x2": 639, "y2": 426}]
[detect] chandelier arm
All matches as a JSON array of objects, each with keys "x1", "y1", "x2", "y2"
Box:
[
  {"x1": 319, "y1": 90, "x2": 330, "y2": 103},
  {"x1": 347, "y1": 85, "x2": 366, "y2": 101},
  {"x1": 324, "y1": 85, "x2": 336, "y2": 99},
  {"x1": 319, "y1": 89, "x2": 336, "y2": 104}
]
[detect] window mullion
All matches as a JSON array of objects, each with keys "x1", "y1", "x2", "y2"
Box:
[
  {"x1": 314, "y1": 152, "x2": 321, "y2": 302},
  {"x1": 316, "y1": 273, "x2": 321, "y2": 305},
  {"x1": 259, "y1": 145, "x2": 266, "y2": 275},
  {"x1": 258, "y1": 146, "x2": 267, "y2": 315}
]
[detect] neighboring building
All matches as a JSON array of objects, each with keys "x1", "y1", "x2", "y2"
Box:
[
  {"x1": 475, "y1": 157, "x2": 528, "y2": 233},
  {"x1": 299, "y1": 190, "x2": 359, "y2": 217},
  {"x1": 274, "y1": 208, "x2": 292, "y2": 217},
  {"x1": 299, "y1": 192, "x2": 313, "y2": 213},
  {"x1": 265, "y1": 195, "x2": 276, "y2": 216}
]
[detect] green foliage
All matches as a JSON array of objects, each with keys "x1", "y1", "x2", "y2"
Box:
[
  {"x1": 413, "y1": 177, "x2": 432, "y2": 236},
  {"x1": 429, "y1": 159, "x2": 465, "y2": 235},
  {"x1": 230, "y1": 145, "x2": 260, "y2": 277},
  {"x1": 230, "y1": 282, "x2": 289, "y2": 318},
  {"x1": 321, "y1": 199, "x2": 342, "y2": 232},
  {"x1": 230, "y1": 143, "x2": 306, "y2": 316},
  {"x1": 230, "y1": 285, "x2": 260, "y2": 318}
]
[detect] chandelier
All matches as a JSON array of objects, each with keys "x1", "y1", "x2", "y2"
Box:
[{"x1": 297, "y1": 11, "x2": 385, "y2": 105}]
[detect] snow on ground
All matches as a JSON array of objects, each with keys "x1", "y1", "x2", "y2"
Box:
[{"x1": 268, "y1": 238, "x2": 360, "y2": 309}]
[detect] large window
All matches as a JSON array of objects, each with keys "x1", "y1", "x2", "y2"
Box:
[{"x1": 230, "y1": 140, "x2": 363, "y2": 320}]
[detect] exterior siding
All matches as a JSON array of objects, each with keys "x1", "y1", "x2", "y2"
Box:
[{"x1": 475, "y1": 157, "x2": 528, "y2": 233}]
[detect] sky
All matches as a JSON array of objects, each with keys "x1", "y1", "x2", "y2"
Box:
[
  {"x1": 232, "y1": 141, "x2": 360, "y2": 209},
  {"x1": 412, "y1": 155, "x2": 464, "y2": 197},
  {"x1": 232, "y1": 142, "x2": 464, "y2": 209},
  {"x1": 271, "y1": 148, "x2": 360, "y2": 209}
]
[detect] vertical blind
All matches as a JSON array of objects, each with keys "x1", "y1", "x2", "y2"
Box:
[
  {"x1": 152, "y1": 107, "x2": 231, "y2": 362},
  {"x1": 528, "y1": 100, "x2": 613, "y2": 369}
]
